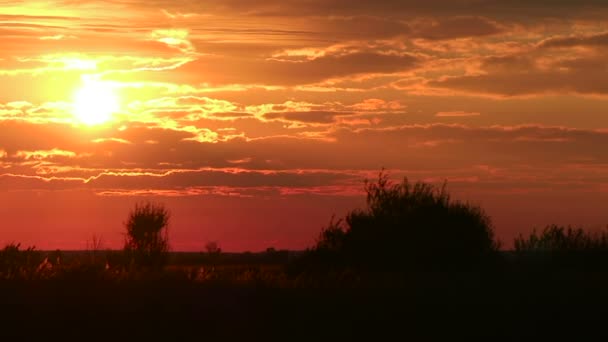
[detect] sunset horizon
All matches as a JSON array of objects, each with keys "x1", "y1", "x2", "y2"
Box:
[{"x1": 2, "y1": 0, "x2": 608, "y2": 252}]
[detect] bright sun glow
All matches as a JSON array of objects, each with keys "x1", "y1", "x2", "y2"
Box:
[{"x1": 73, "y1": 80, "x2": 119, "y2": 125}]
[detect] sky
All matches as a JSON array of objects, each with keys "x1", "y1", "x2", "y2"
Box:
[{"x1": 1, "y1": 0, "x2": 608, "y2": 251}]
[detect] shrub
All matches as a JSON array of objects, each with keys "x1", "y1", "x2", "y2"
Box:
[
  {"x1": 513, "y1": 225, "x2": 608, "y2": 270},
  {"x1": 0, "y1": 243, "x2": 43, "y2": 279},
  {"x1": 124, "y1": 202, "x2": 171, "y2": 270},
  {"x1": 514, "y1": 225, "x2": 608, "y2": 252},
  {"x1": 308, "y1": 171, "x2": 500, "y2": 271}
]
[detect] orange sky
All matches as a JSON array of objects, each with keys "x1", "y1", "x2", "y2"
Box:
[{"x1": 1, "y1": 1, "x2": 608, "y2": 251}]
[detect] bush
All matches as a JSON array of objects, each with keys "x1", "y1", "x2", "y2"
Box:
[
  {"x1": 513, "y1": 225, "x2": 608, "y2": 270},
  {"x1": 0, "y1": 243, "x2": 43, "y2": 279},
  {"x1": 514, "y1": 225, "x2": 608, "y2": 252},
  {"x1": 307, "y1": 171, "x2": 500, "y2": 272},
  {"x1": 124, "y1": 202, "x2": 171, "y2": 270}
]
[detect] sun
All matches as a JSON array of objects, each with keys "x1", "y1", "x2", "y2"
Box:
[{"x1": 73, "y1": 80, "x2": 119, "y2": 125}]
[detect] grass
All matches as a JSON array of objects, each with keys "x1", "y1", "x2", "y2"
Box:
[
  {"x1": 1, "y1": 249, "x2": 608, "y2": 340},
  {"x1": 2, "y1": 261, "x2": 608, "y2": 340}
]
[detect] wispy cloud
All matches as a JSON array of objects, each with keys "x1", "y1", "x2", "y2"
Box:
[{"x1": 436, "y1": 111, "x2": 481, "y2": 117}]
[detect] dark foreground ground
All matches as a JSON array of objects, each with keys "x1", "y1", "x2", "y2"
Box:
[{"x1": 2, "y1": 268, "x2": 608, "y2": 341}]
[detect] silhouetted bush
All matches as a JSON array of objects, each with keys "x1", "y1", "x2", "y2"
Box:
[
  {"x1": 513, "y1": 224, "x2": 608, "y2": 270},
  {"x1": 124, "y1": 202, "x2": 171, "y2": 270},
  {"x1": 300, "y1": 171, "x2": 500, "y2": 272},
  {"x1": 514, "y1": 225, "x2": 608, "y2": 252},
  {"x1": 0, "y1": 243, "x2": 43, "y2": 279}
]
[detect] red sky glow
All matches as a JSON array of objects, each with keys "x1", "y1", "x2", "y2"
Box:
[{"x1": 1, "y1": 0, "x2": 608, "y2": 251}]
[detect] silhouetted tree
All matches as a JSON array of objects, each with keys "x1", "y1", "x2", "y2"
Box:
[
  {"x1": 205, "y1": 241, "x2": 221, "y2": 255},
  {"x1": 86, "y1": 234, "x2": 104, "y2": 265},
  {"x1": 124, "y1": 202, "x2": 170, "y2": 270},
  {"x1": 310, "y1": 171, "x2": 500, "y2": 271}
]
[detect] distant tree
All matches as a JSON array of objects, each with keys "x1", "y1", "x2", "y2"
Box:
[
  {"x1": 124, "y1": 202, "x2": 170, "y2": 270},
  {"x1": 86, "y1": 234, "x2": 104, "y2": 264},
  {"x1": 309, "y1": 171, "x2": 500, "y2": 271},
  {"x1": 205, "y1": 241, "x2": 221, "y2": 255}
]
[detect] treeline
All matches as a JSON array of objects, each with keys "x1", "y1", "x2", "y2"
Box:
[{"x1": 1, "y1": 170, "x2": 608, "y2": 282}]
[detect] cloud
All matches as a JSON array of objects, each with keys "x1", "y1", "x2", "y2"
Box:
[
  {"x1": 14, "y1": 148, "x2": 78, "y2": 160},
  {"x1": 132, "y1": 0, "x2": 608, "y2": 20},
  {"x1": 318, "y1": 16, "x2": 411, "y2": 40},
  {"x1": 415, "y1": 16, "x2": 502, "y2": 40},
  {"x1": 349, "y1": 99, "x2": 405, "y2": 111},
  {"x1": 5, "y1": 118, "x2": 608, "y2": 177},
  {"x1": 91, "y1": 138, "x2": 132, "y2": 144},
  {"x1": 428, "y1": 53, "x2": 608, "y2": 96},
  {"x1": 227, "y1": 157, "x2": 252, "y2": 164},
  {"x1": 539, "y1": 32, "x2": 608, "y2": 49},
  {"x1": 435, "y1": 111, "x2": 481, "y2": 117},
  {"x1": 174, "y1": 51, "x2": 420, "y2": 86},
  {"x1": 149, "y1": 29, "x2": 196, "y2": 54},
  {"x1": 0, "y1": 165, "x2": 366, "y2": 195},
  {"x1": 263, "y1": 111, "x2": 347, "y2": 124}
]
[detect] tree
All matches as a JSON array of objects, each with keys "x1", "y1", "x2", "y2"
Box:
[
  {"x1": 311, "y1": 171, "x2": 500, "y2": 271},
  {"x1": 205, "y1": 241, "x2": 221, "y2": 255},
  {"x1": 124, "y1": 202, "x2": 170, "y2": 270}
]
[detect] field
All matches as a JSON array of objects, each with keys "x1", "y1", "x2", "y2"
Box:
[{"x1": 2, "y1": 251, "x2": 608, "y2": 340}]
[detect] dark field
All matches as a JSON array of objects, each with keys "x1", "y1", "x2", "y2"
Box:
[{"x1": 2, "y1": 252, "x2": 608, "y2": 341}]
